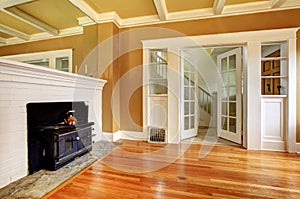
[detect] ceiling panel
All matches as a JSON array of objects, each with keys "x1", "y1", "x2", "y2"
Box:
[
  {"x1": 226, "y1": 0, "x2": 268, "y2": 6},
  {"x1": 84, "y1": 0, "x2": 157, "y2": 18},
  {"x1": 0, "y1": 11, "x2": 41, "y2": 34},
  {"x1": 0, "y1": 32, "x2": 12, "y2": 39},
  {"x1": 15, "y1": 0, "x2": 86, "y2": 29},
  {"x1": 166, "y1": 0, "x2": 214, "y2": 12}
]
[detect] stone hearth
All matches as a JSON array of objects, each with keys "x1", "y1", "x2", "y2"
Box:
[{"x1": 0, "y1": 141, "x2": 120, "y2": 199}]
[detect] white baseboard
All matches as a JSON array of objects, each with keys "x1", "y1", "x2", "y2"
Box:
[
  {"x1": 101, "y1": 130, "x2": 146, "y2": 142},
  {"x1": 261, "y1": 140, "x2": 286, "y2": 152},
  {"x1": 296, "y1": 143, "x2": 300, "y2": 153},
  {"x1": 121, "y1": 130, "x2": 148, "y2": 141}
]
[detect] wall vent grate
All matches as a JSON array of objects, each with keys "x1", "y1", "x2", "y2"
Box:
[{"x1": 148, "y1": 127, "x2": 166, "y2": 143}]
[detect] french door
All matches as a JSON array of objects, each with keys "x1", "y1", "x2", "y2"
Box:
[
  {"x1": 181, "y1": 56, "x2": 198, "y2": 140},
  {"x1": 217, "y1": 48, "x2": 242, "y2": 144}
]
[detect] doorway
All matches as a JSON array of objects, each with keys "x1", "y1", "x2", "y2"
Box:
[{"x1": 181, "y1": 46, "x2": 244, "y2": 146}]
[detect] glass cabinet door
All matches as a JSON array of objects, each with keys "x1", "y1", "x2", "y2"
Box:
[{"x1": 149, "y1": 49, "x2": 167, "y2": 95}]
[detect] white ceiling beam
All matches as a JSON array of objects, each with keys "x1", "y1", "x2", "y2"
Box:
[
  {"x1": 153, "y1": 0, "x2": 168, "y2": 20},
  {"x1": 68, "y1": 0, "x2": 99, "y2": 22},
  {"x1": 0, "y1": 37, "x2": 7, "y2": 44},
  {"x1": 270, "y1": 0, "x2": 287, "y2": 8},
  {"x1": 0, "y1": 24, "x2": 30, "y2": 40},
  {"x1": 5, "y1": 7, "x2": 59, "y2": 36},
  {"x1": 0, "y1": 0, "x2": 35, "y2": 9},
  {"x1": 213, "y1": 0, "x2": 227, "y2": 15}
]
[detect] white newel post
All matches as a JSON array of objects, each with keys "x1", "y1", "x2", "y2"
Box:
[{"x1": 0, "y1": 59, "x2": 106, "y2": 188}]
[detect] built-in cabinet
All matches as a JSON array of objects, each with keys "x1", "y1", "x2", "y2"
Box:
[
  {"x1": 144, "y1": 49, "x2": 168, "y2": 143},
  {"x1": 261, "y1": 42, "x2": 288, "y2": 151}
]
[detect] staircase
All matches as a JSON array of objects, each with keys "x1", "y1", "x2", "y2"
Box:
[{"x1": 198, "y1": 86, "x2": 217, "y2": 136}]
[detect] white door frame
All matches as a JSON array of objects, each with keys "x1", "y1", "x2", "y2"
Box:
[{"x1": 142, "y1": 28, "x2": 298, "y2": 150}]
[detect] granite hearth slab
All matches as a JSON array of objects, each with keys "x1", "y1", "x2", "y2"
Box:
[{"x1": 0, "y1": 140, "x2": 120, "y2": 199}]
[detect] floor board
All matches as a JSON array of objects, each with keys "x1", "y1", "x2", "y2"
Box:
[{"x1": 43, "y1": 140, "x2": 300, "y2": 199}]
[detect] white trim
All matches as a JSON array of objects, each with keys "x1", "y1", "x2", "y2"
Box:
[
  {"x1": 0, "y1": 26, "x2": 83, "y2": 47},
  {"x1": 224, "y1": 1, "x2": 271, "y2": 14},
  {"x1": 77, "y1": 16, "x2": 96, "y2": 26},
  {"x1": 0, "y1": 24, "x2": 29, "y2": 40},
  {"x1": 121, "y1": 130, "x2": 148, "y2": 141},
  {"x1": 71, "y1": 1, "x2": 300, "y2": 29},
  {"x1": 141, "y1": 28, "x2": 298, "y2": 151},
  {"x1": 68, "y1": 0, "x2": 99, "y2": 22},
  {"x1": 271, "y1": 0, "x2": 288, "y2": 8},
  {"x1": 213, "y1": 0, "x2": 227, "y2": 15},
  {"x1": 287, "y1": 38, "x2": 297, "y2": 152},
  {"x1": 102, "y1": 131, "x2": 121, "y2": 142},
  {"x1": 98, "y1": 11, "x2": 122, "y2": 27},
  {"x1": 0, "y1": 48, "x2": 73, "y2": 72},
  {"x1": 153, "y1": 0, "x2": 168, "y2": 20},
  {"x1": 262, "y1": 140, "x2": 286, "y2": 151},
  {"x1": 296, "y1": 143, "x2": 300, "y2": 153},
  {"x1": 0, "y1": 37, "x2": 6, "y2": 44},
  {"x1": 0, "y1": 0, "x2": 34, "y2": 9},
  {"x1": 0, "y1": 58, "x2": 106, "y2": 89},
  {"x1": 4, "y1": 7, "x2": 59, "y2": 36},
  {"x1": 142, "y1": 28, "x2": 298, "y2": 49},
  {"x1": 102, "y1": 130, "x2": 147, "y2": 142}
]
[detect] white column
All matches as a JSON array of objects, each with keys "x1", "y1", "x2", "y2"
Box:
[{"x1": 246, "y1": 42, "x2": 262, "y2": 150}]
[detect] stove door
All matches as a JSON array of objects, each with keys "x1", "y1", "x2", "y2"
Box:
[
  {"x1": 57, "y1": 133, "x2": 78, "y2": 158},
  {"x1": 77, "y1": 128, "x2": 92, "y2": 150}
]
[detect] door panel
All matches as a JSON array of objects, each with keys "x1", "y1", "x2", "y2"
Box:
[
  {"x1": 217, "y1": 48, "x2": 242, "y2": 144},
  {"x1": 181, "y1": 56, "x2": 198, "y2": 140}
]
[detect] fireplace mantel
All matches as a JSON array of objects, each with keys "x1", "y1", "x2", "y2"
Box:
[{"x1": 0, "y1": 59, "x2": 106, "y2": 188}]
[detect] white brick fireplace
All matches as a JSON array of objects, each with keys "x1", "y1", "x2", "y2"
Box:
[{"x1": 0, "y1": 59, "x2": 106, "y2": 188}]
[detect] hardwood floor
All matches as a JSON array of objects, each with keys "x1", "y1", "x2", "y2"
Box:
[{"x1": 43, "y1": 140, "x2": 300, "y2": 199}]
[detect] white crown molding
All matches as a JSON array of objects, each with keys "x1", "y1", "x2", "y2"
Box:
[
  {"x1": 98, "y1": 11, "x2": 122, "y2": 28},
  {"x1": 223, "y1": 1, "x2": 271, "y2": 14},
  {"x1": 120, "y1": 15, "x2": 161, "y2": 28},
  {"x1": 0, "y1": 26, "x2": 83, "y2": 47},
  {"x1": 77, "y1": 16, "x2": 96, "y2": 26},
  {"x1": 281, "y1": 0, "x2": 300, "y2": 7},
  {"x1": 68, "y1": 0, "x2": 99, "y2": 22},
  {"x1": 168, "y1": 8, "x2": 214, "y2": 21}
]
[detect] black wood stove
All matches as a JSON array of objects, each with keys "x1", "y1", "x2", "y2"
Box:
[{"x1": 27, "y1": 102, "x2": 94, "y2": 174}]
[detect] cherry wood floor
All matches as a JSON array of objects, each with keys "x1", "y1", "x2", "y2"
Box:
[{"x1": 43, "y1": 140, "x2": 300, "y2": 199}]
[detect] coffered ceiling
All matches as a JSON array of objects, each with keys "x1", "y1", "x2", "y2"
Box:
[{"x1": 0, "y1": 0, "x2": 299, "y2": 46}]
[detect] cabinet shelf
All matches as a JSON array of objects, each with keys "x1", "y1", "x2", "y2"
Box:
[
  {"x1": 261, "y1": 57, "x2": 287, "y2": 61},
  {"x1": 261, "y1": 76, "x2": 287, "y2": 79}
]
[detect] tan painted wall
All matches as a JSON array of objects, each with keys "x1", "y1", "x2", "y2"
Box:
[{"x1": 98, "y1": 23, "x2": 120, "y2": 133}]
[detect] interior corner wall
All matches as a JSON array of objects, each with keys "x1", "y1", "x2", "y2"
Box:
[
  {"x1": 98, "y1": 22, "x2": 120, "y2": 133},
  {"x1": 0, "y1": 25, "x2": 98, "y2": 75},
  {"x1": 117, "y1": 8, "x2": 300, "y2": 138}
]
